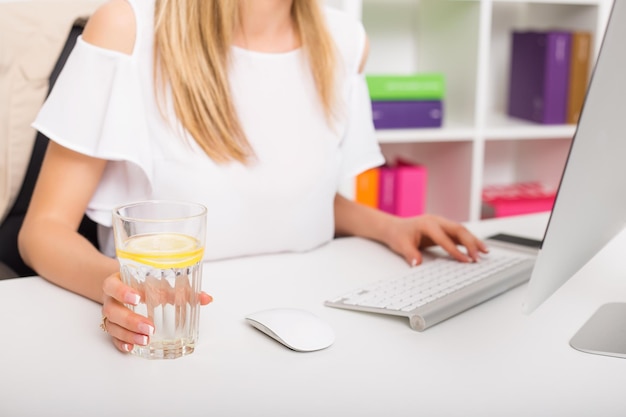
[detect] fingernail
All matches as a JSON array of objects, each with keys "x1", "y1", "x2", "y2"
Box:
[
  {"x1": 411, "y1": 258, "x2": 418, "y2": 267},
  {"x1": 122, "y1": 343, "x2": 132, "y2": 352},
  {"x1": 124, "y1": 293, "x2": 141, "y2": 305},
  {"x1": 138, "y1": 323, "x2": 155, "y2": 336},
  {"x1": 134, "y1": 334, "x2": 149, "y2": 346}
]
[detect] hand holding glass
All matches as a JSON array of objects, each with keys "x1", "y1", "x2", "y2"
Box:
[{"x1": 112, "y1": 200, "x2": 207, "y2": 359}]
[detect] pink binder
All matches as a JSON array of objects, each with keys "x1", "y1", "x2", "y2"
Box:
[
  {"x1": 378, "y1": 160, "x2": 428, "y2": 217},
  {"x1": 394, "y1": 159, "x2": 428, "y2": 217}
]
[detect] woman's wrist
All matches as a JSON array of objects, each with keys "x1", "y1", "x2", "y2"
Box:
[
  {"x1": 380, "y1": 213, "x2": 402, "y2": 248},
  {"x1": 366, "y1": 209, "x2": 401, "y2": 248},
  {"x1": 334, "y1": 193, "x2": 400, "y2": 247}
]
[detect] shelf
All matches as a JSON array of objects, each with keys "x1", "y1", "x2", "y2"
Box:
[
  {"x1": 493, "y1": 0, "x2": 604, "y2": 5},
  {"x1": 376, "y1": 126, "x2": 475, "y2": 143},
  {"x1": 375, "y1": 117, "x2": 577, "y2": 143},
  {"x1": 346, "y1": 0, "x2": 608, "y2": 222},
  {"x1": 363, "y1": 0, "x2": 606, "y2": 5},
  {"x1": 484, "y1": 114, "x2": 577, "y2": 140},
  {"x1": 483, "y1": 139, "x2": 571, "y2": 189},
  {"x1": 381, "y1": 141, "x2": 474, "y2": 221}
]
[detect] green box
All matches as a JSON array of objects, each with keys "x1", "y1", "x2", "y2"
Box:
[{"x1": 366, "y1": 73, "x2": 446, "y2": 101}]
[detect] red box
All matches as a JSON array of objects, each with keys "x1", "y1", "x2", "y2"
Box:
[{"x1": 482, "y1": 182, "x2": 556, "y2": 218}]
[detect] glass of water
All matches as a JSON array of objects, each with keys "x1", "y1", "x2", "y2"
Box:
[{"x1": 112, "y1": 200, "x2": 207, "y2": 359}]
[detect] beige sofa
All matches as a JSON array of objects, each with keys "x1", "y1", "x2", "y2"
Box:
[{"x1": 0, "y1": 0, "x2": 104, "y2": 223}]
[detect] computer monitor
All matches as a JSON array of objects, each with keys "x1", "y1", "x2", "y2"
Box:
[{"x1": 521, "y1": 0, "x2": 626, "y2": 358}]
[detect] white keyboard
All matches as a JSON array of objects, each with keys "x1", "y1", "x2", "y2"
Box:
[{"x1": 325, "y1": 252, "x2": 535, "y2": 331}]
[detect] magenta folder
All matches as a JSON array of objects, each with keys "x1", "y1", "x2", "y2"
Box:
[
  {"x1": 395, "y1": 160, "x2": 427, "y2": 217},
  {"x1": 378, "y1": 166, "x2": 397, "y2": 214},
  {"x1": 378, "y1": 161, "x2": 428, "y2": 217}
]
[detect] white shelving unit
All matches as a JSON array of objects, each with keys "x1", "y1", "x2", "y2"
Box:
[{"x1": 331, "y1": 0, "x2": 612, "y2": 222}]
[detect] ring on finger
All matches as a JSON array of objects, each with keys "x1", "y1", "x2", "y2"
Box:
[{"x1": 100, "y1": 315, "x2": 109, "y2": 333}]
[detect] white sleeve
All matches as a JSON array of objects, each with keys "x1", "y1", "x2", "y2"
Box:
[
  {"x1": 338, "y1": 72, "x2": 386, "y2": 181},
  {"x1": 31, "y1": 36, "x2": 153, "y2": 226}
]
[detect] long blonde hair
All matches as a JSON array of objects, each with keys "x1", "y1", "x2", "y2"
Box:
[{"x1": 153, "y1": 0, "x2": 337, "y2": 163}]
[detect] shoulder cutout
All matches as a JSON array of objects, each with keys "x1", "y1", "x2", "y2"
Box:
[
  {"x1": 358, "y1": 35, "x2": 370, "y2": 74},
  {"x1": 82, "y1": 0, "x2": 136, "y2": 55}
]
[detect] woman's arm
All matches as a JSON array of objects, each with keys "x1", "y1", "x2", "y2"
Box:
[
  {"x1": 337, "y1": 32, "x2": 487, "y2": 265},
  {"x1": 18, "y1": 142, "x2": 118, "y2": 301},
  {"x1": 18, "y1": 140, "x2": 164, "y2": 353},
  {"x1": 18, "y1": 1, "x2": 161, "y2": 354},
  {"x1": 18, "y1": 0, "x2": 136, "y2": 302},
  {"x1": 333, "y1": 193, "x2": 488, "y2": 265}
]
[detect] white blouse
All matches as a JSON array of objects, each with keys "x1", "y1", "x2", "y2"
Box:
[{"x1": 32, "y1": 0, "x2": 385, "y2": 261}]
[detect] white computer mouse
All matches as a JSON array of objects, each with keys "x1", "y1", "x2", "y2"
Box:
[{"x1": 245, "y1": 308, "x2": 335, "y2": 352}]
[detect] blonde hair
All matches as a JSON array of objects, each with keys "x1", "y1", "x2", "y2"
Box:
[{"x1": 153, "y1": 0, "x2": 337, "y2": 163}]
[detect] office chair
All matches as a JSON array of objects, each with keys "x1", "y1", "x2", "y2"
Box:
[{"x1": 0, "y1": 20, "x2": 99, "y2": 279}]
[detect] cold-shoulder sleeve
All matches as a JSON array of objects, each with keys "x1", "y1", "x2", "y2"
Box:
[
  {"x1": 338, "y1": 71, "x2": 385, "y2": 180},
  {"x1": 335, "y1": 14, "x2": 385, "y2": 180},
  {"x1": 32, "y1": 36, "x2": 153, "y2": 226}
]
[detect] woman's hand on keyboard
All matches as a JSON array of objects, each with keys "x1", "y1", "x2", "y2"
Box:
[{"x1": 383, "y1": 214, "x2": 489, "y2": 266}]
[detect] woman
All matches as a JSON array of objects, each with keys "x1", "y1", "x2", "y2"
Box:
[{"x1": 18, "y1": 0, "x2": 488, "y2": 353}]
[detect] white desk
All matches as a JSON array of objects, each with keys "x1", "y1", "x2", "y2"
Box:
[{"x1": 2, "y1": 213, "x2": 626, "y2": 416}]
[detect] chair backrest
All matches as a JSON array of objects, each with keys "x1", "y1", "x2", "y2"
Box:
[{"x1": 0, "y1": 21, "x2": 99, "y2": 278}]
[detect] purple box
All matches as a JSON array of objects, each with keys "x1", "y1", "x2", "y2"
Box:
[
  {"x1": 507, "y1": 31, "x2": 572, "y2": 124},
  {"x1": 371, "y1": 100, "x2": 443, "y2": 129}
]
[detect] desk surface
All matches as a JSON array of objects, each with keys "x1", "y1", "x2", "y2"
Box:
[{"x1": 2, "y1": 213, "x2": 626, "y2": 417}]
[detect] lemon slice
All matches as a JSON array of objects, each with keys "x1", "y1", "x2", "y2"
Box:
[{"x1": 117, "y1": 233, "x2": 204, "y2": 269}]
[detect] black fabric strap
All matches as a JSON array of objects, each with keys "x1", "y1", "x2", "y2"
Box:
[{"x1": 0, "y1": 22, "x2": 99, "y2": 278}]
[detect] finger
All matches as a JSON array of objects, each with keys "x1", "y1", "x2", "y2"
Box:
[
  {"x1": 111, "y1": 337, "x2": 133, "y2": 354},
  {"x1": 399, "y1": 246, "x2": 423, "y2": 267},
  {"x1": 104, "y1": 317, "x2": 151, "y2": 347},
  {"x1": 103, "y1": 273, "x2": 141, "y2": 306},
  {"x1": 440, "y1": 222, "x2": 490, "y2": 262},
  {"x1": 451, "y1": 228, "x2": 485, "y2": 262},
  {"x1": 468, "y1": 238, "x2": 490, "y2": 261},
  {"x1": 425, "y1": 224, "x2": 472, "y2": 263},
  {"x1": 427, "y1": 217, "x2": 482, "y2": 262},
  {"x1": 102, "y1": 299, "x2": 155, "y2": 341},
  {"x1": 200, "y1": 292, "x2": 213, "y2": 305},
  {"x1": 394, "y1": 235, "x2": 422, "y2": 267}
]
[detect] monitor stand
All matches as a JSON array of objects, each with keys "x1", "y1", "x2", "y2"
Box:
[{"x1": 570, "y1": 303, "x2": 626, "y2": 359}]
